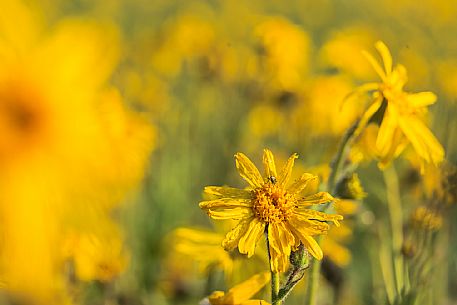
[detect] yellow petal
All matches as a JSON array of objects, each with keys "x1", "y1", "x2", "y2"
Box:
[
  {"x1": 262, "y1": 149, "x2": 277, "y2": 181},
  {"x1": 238, "y1": 218, "x2": 265, "y2": 257},
  {"x1": 375, "y1": 41, "x2": 393, "y2": 75},
  {"x1": 398, "y1": 116, "x2": 444, "y2": 165},
  {"x1": 407, "y1": 92, "x2": 437, "y2": 109},
  {"x1": 288, "y1": 216, "x2": 330, "y2": 235},
  {"x1": 293, "y1": 209, "x2": 343, "y2": 226},
  {"x1": 277, "y1": 153, "x2": 298, "y2": 188},
  {"x1": 362, "y1": 49, "x2": 387, "y2": 82},
  {"x1": 287, "y1": 173, "x2": 318, "y2": 195},
  {"x1": 241, "y1": 301, "x2": 271, "y2": 305},
  {"x1": 222, "y1": 218, "x2": 253, "y2": 251},
  {"x1": 287, "y1": 222, "x2": 323, "y2": 260},
  {"x1": 235, "y1": 153, "x2": 264, "y2": 188},
  {"x1": 199, "y1": 198, "x2": 252, "y2": 210},
  {"x1": 204, "y1": 186, "x2": 253, "y2": 200},
  {"x1": 354, "y1": 97, "x2": 383, "y2": 138},
  {"x1": 207, "y1": 207, "x2": 253, "y2": 220},
  {"x1": 297, "y1": 192, "x2": 335, "y2": 206},
  {"x1": 223, "y1": 272, "x2": 270, "y2": 304},
  {"x1": 376, "y1": 105, "x2": 399, "y2": 156},
  {"x1": 268, "y1": 223, "x2": 293, "y2": 272}
]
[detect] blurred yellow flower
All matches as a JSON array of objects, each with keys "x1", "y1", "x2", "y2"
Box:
[
  {"x1": 200, "y1": 149, "x2": 342, "y2": 272},
  {"x1": 0, "y1": 0, "x2": 154, "y2": 303},
  {"x1": 354, "y1": 41, "x2": 444, "y2": 169},
  {"x1": 254, "y1": 17, "x2": 311, "y2": 92},
  {"x1": 411, "y1": 207, "x2": 443, "y2": 232},
  {"x1": 205, "y1": 272, "x2": 271, "y2": 305}
]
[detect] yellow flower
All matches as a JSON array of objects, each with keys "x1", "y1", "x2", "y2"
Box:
[
  {"x1": 205, "y1": 272, "x2": 271, "y2": 305},
  {"x1": 411, "y1": 207, "x2": 443, "y2": 232},
  {"x1": 199, "y1": 149, "x2": 342, "y2": 272},
  {"x1": 354, "y1": 41, "x2": 444, "y2": 169}
]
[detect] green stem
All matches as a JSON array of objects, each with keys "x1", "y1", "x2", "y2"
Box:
[
  {"x1": 383, "y1": 165, "x2": 404, "y2": 298},
  {"x1": 266, "y1": 230, "x2": 281, "y2": 305},
  {"x1": 304, "y1": 239, "x2": 323, "y2": 305}
]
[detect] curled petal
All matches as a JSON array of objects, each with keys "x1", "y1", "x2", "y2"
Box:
[
  {"x1": 354, "y1": 96, "x2": 383, "y2": 138},
  {"x1": 238, "y1": 218, "x2": 265, "y2": 257},
  {"x1": 235, "y1": 153, "x2": 264, "y2": 188},
  {"x1": 277, "y1": 153, "x2": 298, "y2": 188},
  {"x1": 268, "y1": 223, "x2": 294, "y2": 272},
  {"x1": 398, "y1": 116, "x2": 444, "y2": 165},
  {"x1": 222, "y1": 218, "x2": 253, "y2": 251},
  {"x1": 375, "y1": 41, "x2": 393, "y2": 75},
  {"x1": 362, "y1": 49, "x2": 387, "y2": 81},
  {"x1": 286, "y1": 222, "x2": 323, "y2": 260}
]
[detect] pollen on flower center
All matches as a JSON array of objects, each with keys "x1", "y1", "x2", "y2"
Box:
[{"x1": 252, "y1": 182, "x2": 295, "y2": 223}]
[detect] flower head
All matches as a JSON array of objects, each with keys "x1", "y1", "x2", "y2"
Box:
[
  {"x1": 199, "y1": 149, "x2": 342, "y2": 272},
  {"x1": 354, "y1": 41, "x2": 444, "y2": 169}
]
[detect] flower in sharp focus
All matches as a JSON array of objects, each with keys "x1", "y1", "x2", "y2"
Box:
[
  {"x1": 203, "y1": 272, "x2": 271, "y2": 305},
  {"x1": 353, "y1": 41, "x2": 444, "y2": 169},
  {"x1": 199, "y1": 149, "x2": 342, "y2": 272}
]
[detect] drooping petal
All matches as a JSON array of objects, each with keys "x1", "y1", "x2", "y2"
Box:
[
  {"x1": 222, "y1": 272, "x2": 270, "y2": 304},
  {"x1": 204, "y1": 186, "x2": 253, "y2": 200},
  {"x1": 235, "y1": 153, "x2": 264, "y2": 188},
  {"x1": 375, "y1": 41, "x2": 392, "y2": 76},
  {"x1": 262, "y1": 149, "x2": 277, "y2": 180},
  {"x1": 353, "y1": 96, "x2": 383, "y2": 138},
  {"x1": 297, "y1": 192, "x2": 335, "y2": 206},
  {"x1": 206, "y1": 207, "x2": 253, "y2": 220},
  {"x1": 398, "y1": 116, "x2": 444, "y2": 165},
  {"x1": 238, "y1": 218, "x2": 265, "y2": 257},
  {"x1": 277, "y1": 153, "x2": 298, "y2": 188},
  {"x1": 376, "y1": 105, "x2": 399, "y2": 156},
  {"x1": 222, "y1": 218, "x2": 253, "y2": 251},
  {"x1": 287, "y1": 216, "x2": 330, "y2": 236},
  {"x1": 268, "y1": 223, "x2": 294, "y2": 272},
  {"x1": 377, "y1": 126, "x2": 408, "y2": 169},
  {"x1": 407, "y1": 92, "x2": 437, "y2": 109},
  {"x1": 199, "y1": 198, "x2": 252, "y2": 210},
  {"x1": 286, "y1": 221, "x2": 323, "y2": 260},
  {"x1": 362, "y1": 49, "x2": 387, "y2": 82},
  {"x1": 287, "y1": 173, "x2": 318, "y2": 195}
]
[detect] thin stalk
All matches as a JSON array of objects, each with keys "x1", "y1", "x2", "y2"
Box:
[
  {"x1": 383, "y1": 165, "x2": 404, "y2": 297},
  {"x1": 266, "y1": 230, "x2": 281, "y2": 305},
  {"x1": 304, "y1": 242, "x2": 323, "y2": 305}
]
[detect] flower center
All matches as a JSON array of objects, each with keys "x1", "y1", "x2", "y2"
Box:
[{"x1": 252, "y1": 182, "x2": 295, "y2": 223}]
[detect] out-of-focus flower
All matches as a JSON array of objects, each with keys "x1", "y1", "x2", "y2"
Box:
[
  {"x1": 353, "y1": 41, "x2": 444, "y2": 169},
  {"x1": 254, "y1": 17, "x2": 311, "y2": 92},
  {"x1": 411, "y1": 207, "x2": 443, "y2": 232},
  {"x1": 0, "y1": 0, "x2": 154, "y2": 303},
  {"x1": 203, "y1": 272, "x2": 270, "y2": 305},
  {"x1": 199, "y1": 149, "x2": 342, "y2": 272}
]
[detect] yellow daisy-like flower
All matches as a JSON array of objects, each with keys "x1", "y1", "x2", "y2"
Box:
[
  {"x1": 355, "y1": 41, "x2": 444, "y2": 168},
  {"x1": 199, "y1": 149, "x2": 342, "y2": 272}
]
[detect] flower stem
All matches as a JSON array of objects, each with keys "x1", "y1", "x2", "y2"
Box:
[
  {"x1": 383, "y1": 165, "x2": 404, "y2": 298},
  {"x1": 305, "y1": 120, "x2": 360, "y2": 305},
  {"x1": 304, "y1": 242, "x2": 322, "y2": 305},
  {"x1": 266, "y1": 230, "x2": 281, "y2": 305}
]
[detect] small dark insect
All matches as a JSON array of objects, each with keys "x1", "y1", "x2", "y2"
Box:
[{"x1": 269, "y1": 176, "x2": 277, "y2": 184}]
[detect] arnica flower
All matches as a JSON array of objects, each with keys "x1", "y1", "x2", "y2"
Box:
[
  {"x1": 199, "y1": 149, "x2": 342, "y2": 272},
  {"x1": 204, "y1": 272, "x2": 270, "y2": 305},
  {"x1": 354, "y1": 41, "x2": 444, "y2": 169}
]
